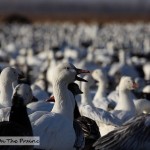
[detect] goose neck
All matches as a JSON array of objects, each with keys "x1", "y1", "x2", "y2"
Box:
[
  {"x1": 94, "y1": 82, "x2": 107, "y2": 99},
  {"x1": 115, "y1": 89, "x2": 135, "y2": 111},
  {"x1": 0, "y1": 81, "x2": 13, "y2": 107},
  {"x1": 119, "y1": 51, "x2": 127, "y2": 65},
  {"x1": 51, "y1": 80, "x2": 75, "y2": 122},
  {"x1": 81, "y1": 82, "x2": 92, "y2": 105}
]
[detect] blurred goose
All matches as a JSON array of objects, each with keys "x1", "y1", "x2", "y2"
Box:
[
  {"x1": 31, "y1": 84, "x2": 50, "y2": 101},
  {"x1": 132, "y1": 77, "x2": 150, "y2": 99},
  {"x1": 31, "y1": 62, "x2": 89, "y2": 150},
  {"x1": 108, "y1": 77, "x2": 150, "y2": 115},
  {"x1": 0, "y1": 67, "x2": 19, "y2": 108},
  {"x1": 114, "y1": 76, "x2": 137, "y2": 112},
  {"x1": 133, "y1": 83, "x2": 150, "y2": 115},
  {"x1": 78, "y1": 74, "x2": 122, "y2": 137},
  {"x1": 99, "y1": 76, "x2": 138, "y2": 136},
  {"x1": 143, "y1": 62, "x2": 150, "y2": 80},
  {"x1": 109, "y1": 50, "x2": 139, "y2": 85},
  {"x1": 93, "y1": 113, "x2": 150, "y2": 150},
  {"x1": 92, "y1": 69, "x2": 115, "y2": 110},
  {"x1": 0, "y1": 84, "x2": 33, "y2": 150}
]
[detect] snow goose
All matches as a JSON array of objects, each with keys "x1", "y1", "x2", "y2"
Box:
[
  {"x1": 93, "y1": 113, "x2": 150, "y2": 150},
  {"x1": 0, "y1": 84, "x2": 33, "y2": 150},
  {"x1": 108, "y1": 77, "x2": 150, "y2": 115},
  {"x1": 31, "y1": 62, "x2": 89, "y2": 150},
  {"x1": 98, "y1": 76, "x2": 138, "y2": 136},
  {"x1": 0, "y1": 67, "x2": 19, "y2": 107},
  {"x1": 143, "y1": 62, "x2": 150, "y2": 80},
  {"x1": 114, "y1": 76, "x2": 137, "y2": 114},
  {"x1": 111, "y1": 76, "x2": 138, "y2": 123},
  {"x1": 78, "y1": 75, "x2": 122, "y2": 137},
  {"x1": 46, "y1": 82, "x2": 98, "y2": 150},
  {"x1": 92, "y1": 69, "x2": 115, "y2": 110},
  {"x1": 28, "y1": 83, "x2": 82, "y2": 128}
]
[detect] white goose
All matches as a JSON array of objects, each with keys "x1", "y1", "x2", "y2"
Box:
[
  {"x1": 78, "y1": 74, "x2": 121, "y2": 137},
  {"x1": 92, "y1": 69, "x2": 115, "y2": 110},
  {"x1": 99, "y1": 76, "x2": 138, "y2": 136},
  {"x1": 0, "y1": 67, "x2": 19, "y2": 108},
  {"x1": 109, "y1": 50, "x2": 139, "y2": 79},
  {"x1": 113, "y1": 76, "x2": 137, "y2": 120},
  {"x1": 108, "y1": 77, "x2": 150, "y2": 115},
  {"x1": 31, "y1": 62, "x2": 89, "y2": 150}
]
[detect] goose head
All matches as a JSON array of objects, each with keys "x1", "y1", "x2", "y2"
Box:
[
  {"x1": 0, "y1": 67, "x2": 18, "y2": 83},
  {"x1": 12, "y1": 84, "x2": 33, "y2": 105},
  {"x1": 119, "y1": 76, "x2": 138, "y2": 91},
  {"x1": 52, "y1": 63, "x2": 90, "y2": 85},
  {"x1": 92, "y1": 69, "x2": 107, "y2": 83}
]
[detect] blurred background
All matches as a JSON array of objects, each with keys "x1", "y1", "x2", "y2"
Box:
[
  {"x1": 0, "y1": 0, "x2": 149, "y2": 94},
  {"x1": 0, "y1": 0, "x2": 150, "y2": 23}
]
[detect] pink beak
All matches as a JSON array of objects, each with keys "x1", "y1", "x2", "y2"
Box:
[{"x1": 45, "y1": 95, "x2": 55, "y2": 102}]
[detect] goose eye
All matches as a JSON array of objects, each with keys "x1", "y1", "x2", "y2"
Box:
[{"x1": 66, "y1": 67, "x2": 70, "y2": 70}]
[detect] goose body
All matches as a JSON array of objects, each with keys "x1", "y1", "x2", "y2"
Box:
[
  {"x1": 78, "y1": 75, "x2": 121, "y2": 137},
  {"x1": 27, "y1": 101, "x2": 54, "y2": 114},
  {"x1": 99, "y1": 76, "x2": 138, "y2": 136},
  {"x1": 92, "y1": 69, "x2": 115, "y2": 110},
  {"x1": 93, "y1": 114, "x2": 150, "y2": 150},
  {"x1": 31, "y1": 63, "x2": 89, "y2": 150}
]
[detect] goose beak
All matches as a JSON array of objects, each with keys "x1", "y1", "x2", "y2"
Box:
[
  {"x1": 76, "y1": 68, "x2": 90, "y2": 74},
  {"x1": 75, "y1": 68, "x2": 90, "y2": 82},
  {"x1": 45, "y1": 95, "x2": 55, "y2": 102}
]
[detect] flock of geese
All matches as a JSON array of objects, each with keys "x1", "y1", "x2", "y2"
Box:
[{"x1": 0, "y1": 22, "x2": 149, "y2": 150}]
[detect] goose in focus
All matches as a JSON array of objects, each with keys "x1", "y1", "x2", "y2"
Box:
[
  {"x1": 93, "y1": 113, "x2": 150, "y2": 150},
  {"x1": 31, "y1": 62, "x2": 89, "y2": 150},
  {"x1": 0, "y1": 84, "x2": 33, "y2": 150}
]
